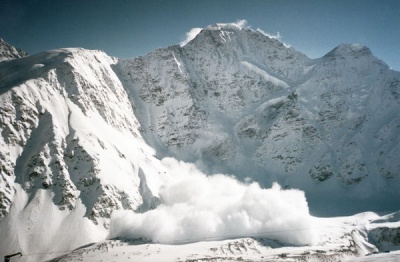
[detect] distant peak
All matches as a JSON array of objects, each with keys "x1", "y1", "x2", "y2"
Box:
[
  {"x1": 336, "y1": 43, "x2": 370, "y2": 52},
  {"x1": 0, "y1": 38, "x2": 28, "y2": 61},
  {"x1": 182, "y1": 20, "x2": 294, "y2": 50},
  {"x1": 325, "y1": 43, "x2": 372, "y2": 58}
]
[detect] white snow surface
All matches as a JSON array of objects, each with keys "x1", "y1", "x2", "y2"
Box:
[
  {"x1": 0, "y1": 48, "x2": 166, "y2": 260},
  {"x1": 53, "y1": 211, "x2": 400, "y2": 262},
  {"x1": 0, "y1": 24, "x2": 400, "y2": 261},
  {"x1": 109, "y1": 158, "x2": 316, "y2": 246}
]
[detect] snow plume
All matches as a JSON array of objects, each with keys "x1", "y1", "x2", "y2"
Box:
[
  {"x1": 180, "y1": 19, "x2": 249, "y2": 47},
  {"x1": 180, "y1": 27, "x2": 202, "y2": 46},
  {"x1": 256, "y1": 28, "x2": 278, "y2": 39},
  {"x1": 109, "y1": 158, "x2": 317, "y2": 246},
  {"x1": 233, "y1": 19, "x2": 248, "y2": 29},
  {"x1": 256, "y1": 28, "x2": 291, "y2": 48}
]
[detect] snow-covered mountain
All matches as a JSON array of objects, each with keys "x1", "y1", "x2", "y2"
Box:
[
  {"x1": 117, "y1": 23, "x2": 400, "y2": 215},
  {"x1": 0, "y1": 48, "x2": 166, "y2": 260},
  {"x1": 0, "y1": 38, "x2": 28, "y2": 61},
  {"x1": 0, "y1": 22, "x2": 400, "y2": 260}
]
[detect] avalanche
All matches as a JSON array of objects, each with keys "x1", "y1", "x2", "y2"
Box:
[{"x1": 109, "y1": 158, "x2": 317, "y2": 246}]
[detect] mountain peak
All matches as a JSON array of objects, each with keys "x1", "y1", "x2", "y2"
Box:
[
  {"x1": 186, "y1": 23, "x2": 288, "y2": 51},
  {"x1": 181, "y1": 20, "x2": 253, "y2": 47},
  {"x1": 0, "y1": 38, "x2": 28, "y2": 61},
  {"x1": 324, "y1": 43, "x2": 372, "y2": 59}
]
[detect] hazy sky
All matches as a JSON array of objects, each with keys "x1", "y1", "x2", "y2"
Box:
[{"x1": 1, "y1": 0, "x2": 399, "y2": 70}]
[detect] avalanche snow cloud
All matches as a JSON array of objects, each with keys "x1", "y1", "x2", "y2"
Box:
[
  {"x1": 179, "y1": 28, "x2": 202, "y2": 47},
  {"x1": 109, "y1": 158, "x2": 317, "y2": 246}
]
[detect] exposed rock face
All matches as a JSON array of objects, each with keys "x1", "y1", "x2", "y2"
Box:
[
  {"x1": 0, "y1": 48, "x2": 165, "y2": 239},
  {"x1": 0, "y1": 46, "x2": 170, "y2": 260},
  {"x1": 116, "y1": 25, "x2": 400, "y2": 213},
  {"x1": 0, "y1": 38, "x2": 28, "y2": 61}
]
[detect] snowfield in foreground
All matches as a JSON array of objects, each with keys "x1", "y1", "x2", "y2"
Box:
[{"x1": 53, "y1": 211, "x2": 400, "y2": 262}]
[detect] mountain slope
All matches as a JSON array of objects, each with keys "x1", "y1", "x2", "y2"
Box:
[
  {"x1": 116, "y1": 23, "x2": 400, "y2": 215},
  {"x1": 0, "y1": 48, "x2": 166, "y2": 260}
]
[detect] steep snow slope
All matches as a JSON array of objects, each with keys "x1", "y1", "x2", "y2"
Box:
[
  {"x1": 0, "y1": 48, "x2": 166, "y2": 260},
  {"x1": 0, "y1": 38, "x2": 28, "y2": 61},
  {"x1": 116, "y1": 23, "x2": 400, "y2": 215}
]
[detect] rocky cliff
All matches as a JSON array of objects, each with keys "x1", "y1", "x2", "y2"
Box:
[{"x1": 116, "y1": 23, "x2": 400, "y2": 214}]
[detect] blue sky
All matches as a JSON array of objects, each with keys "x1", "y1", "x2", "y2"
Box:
[{"x1": 1, "y1": 0, "x2": 399, "y2": 70}]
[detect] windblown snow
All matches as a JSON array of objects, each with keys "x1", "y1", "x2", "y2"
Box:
[
  {"x1": 1, "y1": 22, "x2": 400, "y2": 261},
  {"x1": 109, "y1": 158, "x2": 316, "y2": 246}
]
